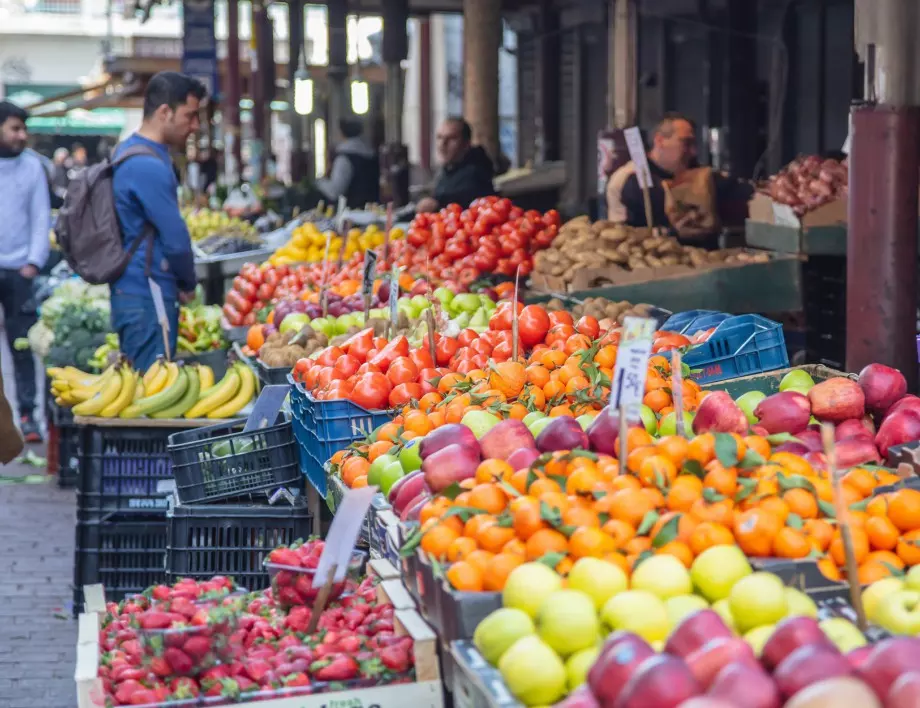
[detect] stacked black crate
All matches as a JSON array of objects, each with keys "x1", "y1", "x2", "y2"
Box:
[
  {"x1": 164, "y1": 419, "x2": 309, "y2": 592},
  {"x1": 45, "y1": 386, "x2": 79, "y2": 488},
  {"x1": 802, "y1": 256, "x2": 848, "y2": 369}
]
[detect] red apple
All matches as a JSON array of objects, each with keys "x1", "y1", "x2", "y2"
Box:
[
  {"x1": 761, "y1": 616, "x2": 836, "y2": 671},
  {"x1": 616, "y1": 654, "x2": 702, "y2": 708},
  {"x1": 586, "y1": 407, "x2": 642, "y2": 456},
  {"x1": 835, "y1": 417, "x2": 875, "y2": 441},
  {"x1": 506, "y1": 446, "x2": 540, "y2": 471},
  {"x1": 783, "y1": 677, "x2": 881, "y2": 708},
  {"x1": 857, "y1": 637, "x2": 920, "y2": 700},
  {"x1": 774, "y1": 644, "x2": 852, "y2": 699},
  {"x1": 554, "y1": 686, "x2": 601, "y2": 708},
  {"x1": 707, "y1": 662, "x2": 781, "y2": 708},
  {"x1": 796, "y1": 429, "x2": 824, "y2": 452},
  {"x1": 692, "y1": 392, "x2": 749, "y2": 435},
  {"x1": 664, "y1": 610, "x2": 733, "y2": 659},
  {"x1": 876, "y1": 409, "x2": 920, "y2": 458},
  {"x1": 834, "y1": 437, "x2": 882, "y2": 467},
  {"x1": 685, "y1": 637, "x2": 757, "y2": 689},
  {"x1": 888, "y1": 395, "x2": 920, "y2": 418},
  {"x1": 886, "y1": 672, "x2": 920, "y2": 708},
  {"x1": 677, "y1": 700, "x2": 737, "y2": 708},
  {"x1": 753, "y1": 391, "x2": 812, "y2": 434},
  {"x1": 587, "y1": 632, "x2": 655, "y2": 707},
  {"x1": 418, "y1": 423, "x2": 479, "y2": 459},
  {"x1": 803, "y1": 451, "x2": 828, "y2": 472},
  {"x1": 421, "y1": 443, "x2": 481, "y2": 492},
  {"x1": 479, "y1": 419, "x2": 536, "y2": 462},
  {"x1": 845, "y1": 645, "x2": 873, "y2": 671},
  {"x1": 858, "y1": 363, "x2": 907, "y2": 416}
]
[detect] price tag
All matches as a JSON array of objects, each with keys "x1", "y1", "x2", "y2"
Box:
[
  {"x1": 842, "y1": 111, "x2": 853, "y2": 155},
  {"x1": 243, "y1": 384, "x2": 289, "y2": 432},
  {"x1": 335, "y1": 220, "x2": 350, "y2": 271},
  {"x1": 314, "y1": 485, "x2": 378, "y2": 583},
  {"x1": 388, "y1": 264, "x2": 400, "y2": 329},
  {"x1": 610, "y1": 316, "x2": 656, "y2": 421},
  {"x1": 335, "y1": 195, "x2": 347, "y2": 233},
  {"x1": 361, "y1": 250, "x2": 378, "y2": 299},
  {"x1": 624, "y1": 127, "x2": 653, "y2": 189},
  {"x1": 771, "y1": 203, "x2": 800, "y2": 228},
  {"x1": 147, "y1": 278, "x2": 173, "y2": 361},
  {"x1": 383, "y1": 202, "x2": 393, "y2": 265}
]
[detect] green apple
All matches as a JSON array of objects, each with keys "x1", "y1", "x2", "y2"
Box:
[
  {"x1": 735, "y1": 391, "x2": 766, "y2": 425},
  {"x1": 638, "y1": 404, "x2": 658, "y2": 435},
  {"x1": 280, "y1": 313, "x2": 310, "y2": 334},
  {"x1": 462, "y1": 410, "x2": 501, "y2": 439},
  {"x1": 565, "y1": 646, "x2": 600, "y2": 692},
  {"x1": 743, "y1": 624, "x2": 776, "y2": 656},
  {"x1": 658, "y1": 410, "x2": 695, "y2": 437},
  {"x1": 536, "y1": 589, "x2": 600, "y2": 657},
  {"x1": 379, "y1": 461, "x2": 405, "y2": 496},
  {"x1": 904, "y1": 565, "x2": 920, "y2": 591},
  {"x1": 479, "y1": 294, "x2": 496, "y2": 309},
  {"x1": 453, "y1": 311, "x2": 472, "y2": 329},
  {"x1": 601, "y1": 590, "x2": 670, "y2": 643},
  {"x1": 819, "y1": 618, "x2": 867, "y2": 652},
  {"x1": 576, "y1": 413, "x2": 598, "y2": 431},
  {"x1": 690, "y1": 545, "x2": 753, "y2": 602},
  {"x1": 399, "y1": 440, "x2": 423, "y2": 473},
  {"x1": 523, "y1": 411, "x2": 548, "y2": 428},
  {"x1": 473, "y1": 607, "x2": 535, "y2": 665},
  {"x1": 665, "y1": 595, "x2": 710, "y2": 629},
  {"x1": 528, "y1": 417, "x2": 554, "y2": 438},
  {"x1": 309, "y1": 317, "x2": 327, "y2": 332},
  {"x1": 785, "y1": 588, "x2": 818, "y2": 619},
  {"x1": 631, "y1": 555, "x2": 692, "y2": 600},
  {"x1": 470, "y1": 307, "x2": 490, "y2": 328},
  {"x1": 779, "y1": 370, "x2": 816, "y2": 392},
  {"x1": 865, "y1": 577, "x2": 907, "y2": 623},
  {"x1": 712, "y1": 598, "x2": 737, "y2": 631},
  {"x1": 873, "y1": 589, "x2": 920, "y2": 635},
  {"x1": 498, "y1": 636, "x2": 567, "y2": 707},
  {"x1": 566, "y1": 557, "x2": 628, "y2": 610},
  {"x1": 367, "y1": 453, "x2": 398, "y2": 487},
  {"x1": 410, "y1": 295, "x2": 430, "y2": 312},
  {"x1": 503, "y1": 563, "x2": 563, "y2": 619},
  {"x1": 433, "y1": 287, "x2": 454, "y2": 306},
  {"x1": 729, "y1": 572, "x2": 789, "y2": 633},
  {"x1": 452, "y1": 293, "x2": 483, "y2": 314}
]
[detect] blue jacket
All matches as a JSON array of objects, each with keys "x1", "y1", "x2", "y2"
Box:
[{"x1": 112, "y1": 134, "x2": 196, "y2": 300}]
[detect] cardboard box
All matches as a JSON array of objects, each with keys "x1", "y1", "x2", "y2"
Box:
[{"x1": 748, "y1": 192, "x2": 847, "y2": 229}]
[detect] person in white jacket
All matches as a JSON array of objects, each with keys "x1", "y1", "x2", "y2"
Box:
[{"x1": 0, "y1": 101, "x2": 51, "y2": 442}]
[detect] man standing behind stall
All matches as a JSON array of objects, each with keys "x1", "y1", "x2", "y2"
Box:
[
  {"x1": 416, "y1": 117, "x2": 496, "y2": 212},
  {"x1": 0, "y1": 101, "x2": 50, "y2": 442},
  {"x1": 111, "y1": 72, "x2": 204, "y2": 370}
]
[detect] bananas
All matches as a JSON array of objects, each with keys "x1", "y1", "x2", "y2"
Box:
[{"x1": 48, "y1": 360, "x2": 254, "y2": 420}]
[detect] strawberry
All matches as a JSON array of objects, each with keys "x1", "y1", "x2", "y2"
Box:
[
  {"x1": 268, "y1": 547, "x2": 301, "y2": 567},
  {"x1": 283, "y1": 671, "x2": 311, "y2": 688},
  {"x1": 137, "y1": 611, "x2": 173, "y2": 630},
  {"x1": 379, "y1": 644, "x2": 412, "y2": 673},
  {"x1": 128, "y1": 688, "x2": 160, "y2": 704},
  {"x1": 182, "y1": 634, "x2": 212, "y2": 661},
  {"x1": 149, "y1": 656, "x2": 173, "y2": 678},
  {"x1": 114, "y1": 679, "x2": 144, "y2": 704},
  {"x1": 244, "y1": 658, "x2": 272, "y2": 683},
  {"x1": 285, "y1": 606, "x2": 311, "y2": 633},
  {"x1": 312, "y1": 654, "x2": 359, "y2": 682},
  {"x1": 164, "y1": 646, "x2": 194, "y2": 675},
  {"x1": 169, "y1": 676, "x2": 200, "y2": 697},
  {"x1": 294, "y1": 573, "x2": 316, "y2": 599},
  {"x1": 277, "y1": 587, "x2": 301, "y2": 607}
]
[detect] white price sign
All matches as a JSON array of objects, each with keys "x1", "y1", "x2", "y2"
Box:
[
  {"x1": 610, "y1": 316, "x2": 657, "y2": 420},
  {"x1": 624, "y1": 126, "x2": 653, "y2": 189},
  {"x1": 314, "y1": 485, "x2": 378, "y2": 583}
]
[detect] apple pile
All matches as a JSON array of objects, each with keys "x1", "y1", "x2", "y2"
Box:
[
  {"x1": 863, "y1": 569, "x2": 920, "y2": 638},
  {"x1": 698, "y1": 364, "x2": 920, "y2": 465}
]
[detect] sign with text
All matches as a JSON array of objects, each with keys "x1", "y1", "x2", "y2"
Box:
[
  {"x1": 623, "y1": 127, "x2": 653, "y2": 189},
  {"x1": 182, "y1": 0, "x2": 218, "y2": 97},
  {"x1": 610, "y1": 316, "x2": 657, "y2": 420},
  {"x1": 361, "y1": 250, "x2": 378, "y2": 299},
  {"x1": 314, "y1": 485, "x2": 377, "y2": 583}
]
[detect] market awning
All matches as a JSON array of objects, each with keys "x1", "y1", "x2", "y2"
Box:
[{"x1": 3, "y1": 82, "x2": 132, "y2": 137}]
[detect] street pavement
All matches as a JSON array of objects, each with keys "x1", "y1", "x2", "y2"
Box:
[{"x1": 0, "y1": 338, "x2": 78, "y2": 708}]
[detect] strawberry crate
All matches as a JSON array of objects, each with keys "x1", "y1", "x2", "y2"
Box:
[
  {"x1": 75, "y1": 582, "x2": 444, "y2": 708},
  {"x1": 165, "y1": 498, "x2": 312, "y2": 589},
  {"x1": 167, "y1": 420, "x2": 301, "y2": 504}
]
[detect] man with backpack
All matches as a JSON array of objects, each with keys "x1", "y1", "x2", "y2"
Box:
[{"x1": 0, "y1": 101, "x2": 51, "y2": 442}]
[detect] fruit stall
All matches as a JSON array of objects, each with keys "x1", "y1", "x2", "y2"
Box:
[{"x1": 47, "y1": 195, "x2": 920, "y2": 708}]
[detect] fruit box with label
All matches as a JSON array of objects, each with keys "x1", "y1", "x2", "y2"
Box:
[
  {"x1": 74, "y1": 583, "x2": 444, "y2": 708},
  {"x1": 449, "y1": 641, "x2": 522, "y2": 708}
]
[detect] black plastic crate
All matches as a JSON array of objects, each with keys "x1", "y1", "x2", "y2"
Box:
[
  {"x1": 77, "y1": 426, "x2": 174, "y2": 513},
  {"x1": 168, "y1": 421, "x2": 301, "y2": 504},
  {"x1": 256, "y1": 358, "x2": 293, "y2": 387},
  {"x1": 49, "y1": 421, "x2": 81, "y2": 488},
  {"x1": 165, "y1": 500, "x2": 313, "y2": 589},
  {"x1": 73, "y1": 512, "x2": 168, "y2": 614}
]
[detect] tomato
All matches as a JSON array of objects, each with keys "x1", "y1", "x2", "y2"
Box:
[
  {"x1": 369, "y1": 335, "x2": 410, "y2": 372},
  {"x1": 489, "y1": 301, "x2": 524, "y2": 331},
  {"x1": 257, "y1": 283, "x2": 275, "y2": 301},
  {"x1": 469, "y1": 337, "x2": 492, "y2": 358},
  {"x1": 324, "y1": 380, "x2": 354, "y2": 400},
  {"x1": 545, "y1": 323, "x2": 575, "y2": 346},
  {"x1": 373, "y1": 337, "x2": 389, "y2": 350},
  {"x1": 342, "y1": 328, "x2": 375, "y2": 362},
  {"x1": 548, "y1": 310, "x2": 574, "y2": 327},
  {"x1": 407, "y1": 228, "x2": 430, "y2": 247},
  {"x1": 454, "y1": 358, "x2": 478, "y2": 375},
  {"x1": 293, "y1": 357, "x2": 315, "y2": 382},
  {"x1": 225, "y1": 290, "x2": 253, "y2": 314},
  {"x1": 222, "y1": 304, "x2": 243, "y2": 326},
  {"x1": 242, "y1": 311, "x2": 257, "y2": 325},
  {"x1": 389, "y1": 382, "x2": 423, "y2": 407},
  {"x1": 575, "y1": 315, "x2": 600, "y2": 339},
  {"x1": 387, "y1": 356, "x2": 420, "y2": 386},
  {"x1": 349, "y1": 372, "x2": 392, "y2": 410},
  {"x1": 333, "y1": 354, "x2": 361, "y2": 380},
  {"x1": 410, "y1": 348, "x2": 435, "y2": 370},
  {"x1": 418, "y1": 367, "x2": 441, "y2": 386},
  {"x1": 457, "y1": 329, "x2": 479, "y2": 347},
  {"x1": 356, "y1": 362, "x2": 381, "y2": 375},
  {"x1": 435, "y1": 336, "x2": 459, "y2": 366},
  {"x1": 518, "y1": 305, "x2": 551, "y2": 346},
  {"x1": 500, "y1": 231, "x2": 526, "y2": 256},
  {"x1": 315, "y1": 346, "x2": 345, "y2": 368}
]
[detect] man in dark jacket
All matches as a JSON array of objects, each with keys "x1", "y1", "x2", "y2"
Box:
[
  {"x1": 317, "y1": 119, "x2": 380, "y2": 208},
  {"x1": 417, "y1": 117, "x2": 495, "y2": 212}
]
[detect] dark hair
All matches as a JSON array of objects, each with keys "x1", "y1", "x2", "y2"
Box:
[
  {"x1": 445, "y1": 116, "x2": 472, "y2": 142},
  {"x1": 143, "y1": 72, "x2": 207, "y2": 118},
  {"x1": 652, "y1": 112, "x2": 697, "y2": 141},
  {"x1": 0, "y1": 101, "x2": 28, "y2": 127},
  {"x1": 339, "y1": 118, "x2": 364, "y2": 139}
]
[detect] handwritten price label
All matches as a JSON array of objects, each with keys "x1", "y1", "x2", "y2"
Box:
[
  {"x1": 610, "y1": 317, "x2": 657, "y2": 421},
  {"x1": 361, "y1": 250, "x2": 378, "y2": 299}
]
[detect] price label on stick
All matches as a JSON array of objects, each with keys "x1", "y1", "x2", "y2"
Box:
[
  {"x1": 335, "y1": 220, "x2": 350, "y2": 271},
  {"x1": 384, "y1": 202, "x2": 393, "y2": 265},
  {"x1": 610, "y1": 316, "x2": 657, "y2": 422},
  {"x1": 361, "y1": 250, "x2": 378, "y2": 317},
  {"x1": 623, "y1": 127, "x2": 653, "y2": 189},
  {"x1": 147, "y1": 278, "x2": 172, "y2": 361},
  {"x1": 335, "y1": 195, "x2": 347, "y2": 233},
  {"x1": 313, "y1": 485, "x2": 378, "y2": 585},
  {"x1": 388, "y1": 264, "x2": 400, "y2": 335}
]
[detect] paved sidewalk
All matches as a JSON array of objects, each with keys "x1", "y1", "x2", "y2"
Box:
[{"x1": 0, "y1": 338, "x2": 78, "y2": 707}]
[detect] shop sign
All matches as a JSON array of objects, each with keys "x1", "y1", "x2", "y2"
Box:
[{"x1": 182, "y1": 0, "x2": 219, "y2": 98}]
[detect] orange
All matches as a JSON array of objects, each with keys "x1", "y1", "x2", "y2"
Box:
[
  {"x1": 703, "y1": 462, "x2": 738, "y2": 497},
  {"x1": 686, "y1": 433, "x2": 716, "y2": 466},
  {"x1": 758, "y1": 496, "x2": 790, "y2": 524},
  {"x1": 829, "y1": 527, "x2": 869, "y2": 566},
  {"x1": 555, "y1": 555, "x2": 575, "y2": 575},
  {"x1": 539, "y1": 492, "x2": 571, "y2": 515},
  {"x1": 843, "y1": 467, "x2": 878, "y2": 498},
  {"x1": 465, "y1": 550, "x2": 495, "y2": 575},
  {"x1": 513, "y1": 499, "x2": 546, "y2": 540},
  {"x1": 651, "y1": 511, "x2": 698, "y2": 545},
  {"x1": 528, "y1": 477, "x2": 562, "y2": 498},
  {"x1": 475, "y1": 522, "x2": 517, "y2": 554},
  {"x1": 569, "y1": 527, "x2": 615, "y2": 559},
  {"x1": 772, "y1": 527, "x2": 811, "y2": 559},
  {"x1": 688, "y1": 522, "x2": 735, "y2": 556},
  {"x1": 607, "y1": 488, "x2": 656, "y2": 528},
  {"x1": 566, "y1": 466, "x2": 603, "y2": 495},
  {"x1": 769, "y1": 452, "x2": 813, "y2": 477},
  {"x1": 644, "y1": 389, "x2": 671, "y2": 413},
  {"x1": 867, "y1": 495, "x2": 890, "y2": 518},
  {"x1": 603, "y1": 551, "x2": 631, "y2": 575},
  {"x1": 625, "y1": 536, "x2": 652, "y2": 555},
  {"x1": 341, "y1": 457, "x2": 370, "y2": 487},
  {"x1": 657, "y1": 540, "x2": 694, "y2": 568},
  {"x1": 865, "y1": 550, "x2": 906, "y2": 570},
  {"x1": 502, "y1": 538, "x2": 527, "y2": 557},
  {"x1": 641, "y1": 487, "x2": 666, "y2": 509},
  {"x1": 896, "y1": 529, "x2": 920, "y2": 566},
  {"x1": 445, "y1": 561, "x2": 483, "y2": 591},
  {"x1": 404, "y1": 410, "x2": 434, "y2": 436},
  {"x1": 562, "y1": 506, "x2": 601, "y2": 529},
  {"x1": 602, "y1": 519, "x2": 637, "y2": 548},
  {"x1": 447, "y1": 536, "x2": 478, "y2": 562},
  {"x1": 626, "y1": 446, "x2": 658, "y2": 474},
  {"x1": 609, "y1": 474, "x2": 641, "y2": 492},
  {"x1": 475, "y1": 459, "x2": 514, "y2": 485},
  {"x1": 657, "y1": 436, "x2": 689, "y2": 467},
  {"x1": 803, "y1": 518, "x2": 835, "y2": 552},
  {"x1": 866, "y1": 515, "x2": 900, "y2": 551},
  {"x1": 783, "y1": 488, "x2": 819, "y2": 520},
  {"x1": 858, "y1": 561, "x2": 898, "y2": 584},
  {"x1": 744, "y1": 435, "x2": 771, "y2": 460},
  {"x1": 811, "y1": 478, "x2": 834, "y2": 503},
  {"x1": 468, "y1": 484, "x2": 508, "y2": 515},
  {"x1": 667, "y1": 476, "x2": 704, "y2": 512},
  {"x1": 888, "y1": 489, "x2": 920, "y2": 532},
  {"x1": 525, "y1": 528, "x2": 569, "y2": 560},
  {"x1": 351, "y1": 475, "x2": 368, "y2": 488},
  {"x1": 420, "y1": 523, "x2": 460, "y2": 559},
  {"x1": 818, "y1": 556, "x2": 842, "y2": 581},
  {"x1": 482, "y1": 553, "x2": 525, "y2": 592},
  {"x1": 733, "y1": 508, "x2": 784, "y2": 557},
  {"x1": 419, "y1": 497, "x2": 452, "y2": 525},
  {"x1": 691, "y1": 498, "x2": 736, "y2": 527},
  {"x1": 638, "y1": 456, "x2": 678, "y2": 488},
  {"x1": 625, "y1": 428, "x2": 655, "y2": 454},
  {"x1": 367, "y1": 440, "x2": 395, "y2": 462},
  {"x1": 464, "y1": 513, "x2": 496, "y2": 539},
  {"x1": 375, "y1": 422, "x2": 401, "y2": 443},
  {"x1": 597, "y1": 456, "x2": 621, "y2": 479}
]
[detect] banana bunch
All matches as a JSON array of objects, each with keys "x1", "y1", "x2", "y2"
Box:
[{"x1": 48, "y1": 359, "x2": 257, "y2": 420}]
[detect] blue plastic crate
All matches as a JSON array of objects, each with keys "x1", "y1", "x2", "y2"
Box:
[
  {"x1": 667, "y1": 313, "x2": 789, "y2": 384},
  {"x1": 289, "y1": 379, "x2": 394, "y2": 497},
  {"x1": 661, "y1": 310, "x2": 730, "y2": 336}
]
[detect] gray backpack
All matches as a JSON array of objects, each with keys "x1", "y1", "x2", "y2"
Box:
[{"x1": 55, "y1": 145, "x2": 159, "y2": 284}]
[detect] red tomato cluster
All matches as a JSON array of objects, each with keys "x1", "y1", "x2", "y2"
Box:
[
  {"x1": 402, "y1": 197, "x2": 560, "y2": 286},
  {"x1": 223, "y1": 263, "x2": 317, "y2": 326}
]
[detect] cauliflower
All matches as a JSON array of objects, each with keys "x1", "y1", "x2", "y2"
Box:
[{"x1": 26, "y1": 321, "x2": 55, "y2": 359}]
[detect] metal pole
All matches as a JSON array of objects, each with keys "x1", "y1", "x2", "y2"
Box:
[
  {"x1": 288, "y1": 0, "x2": 305, "y2": 182},
  {"x1": 226, "y1": 0, "x2": 242, "y2": 182}
]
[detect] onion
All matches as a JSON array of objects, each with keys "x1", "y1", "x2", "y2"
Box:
[{"x1": 808, "y1": 378, "x2": 866, "y2": 422}]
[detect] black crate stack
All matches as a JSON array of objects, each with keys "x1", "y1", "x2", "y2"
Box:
[
  {"x1": 164, "y1": 420, "x2": 310, "y2": 591},
  {"x1": 802, "y1": 256, "x2": 847, "y2": 369},
  {"x1": 45, "y1": 388, "x2": 79, "y2": 488}
]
